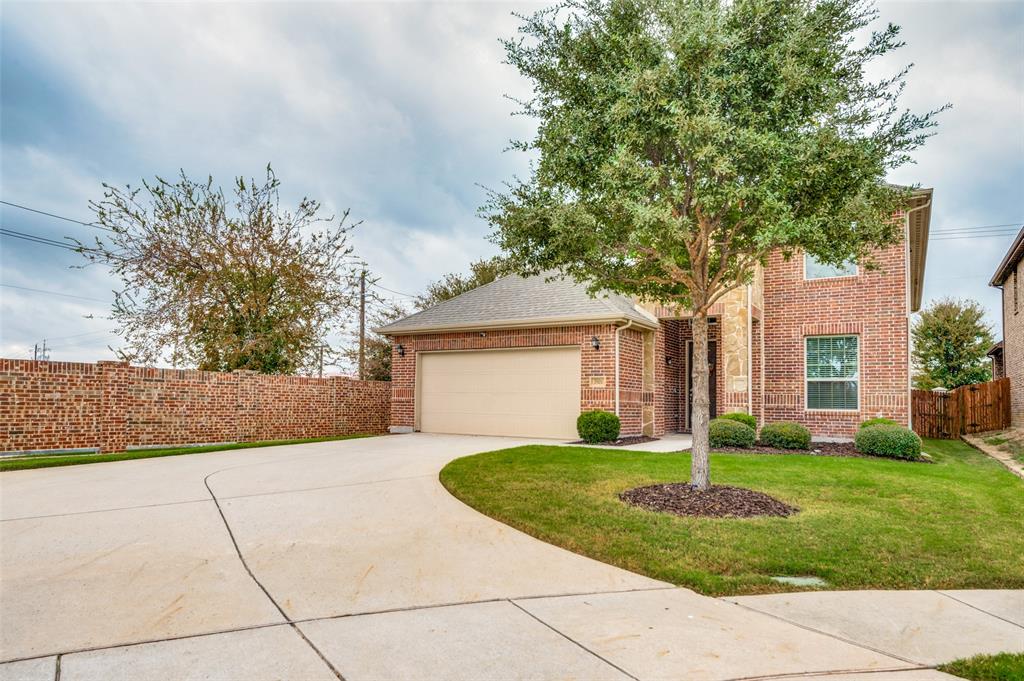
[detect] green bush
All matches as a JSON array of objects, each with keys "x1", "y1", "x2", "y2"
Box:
[
  {"x1": 860, "y1": 417, "x2": 898, "y2": 429},
  {"x1": 855, "y1": 424, "x2": 922, "y2": 460},
  {"x1": 577, "y1": 410, "x2": 621, "y2": 443},
  {"x1": 759, "y1": 422, "x2": 811, "y2": 450},
  {"x1": 719, "y1": 412, "x2": 757, "y2": 430},
  {"x1": 709, "y1": 418, "x2": 756, "y2": 448}
]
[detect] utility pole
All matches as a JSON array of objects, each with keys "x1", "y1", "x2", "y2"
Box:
[
  {"x1": 33, "y1": 340, "x2": 51, "y2": 361},
  {"x1": 318, "y1": 345, "x2": 324, "y2": 378},
  {"x1": 358, "y1": 269, "x2": 366, "y2": 380}
]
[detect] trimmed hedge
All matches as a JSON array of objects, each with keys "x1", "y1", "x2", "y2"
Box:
[
  {"x1": 577, "y1": 410, "x2": 621, "y2": 443},
  {"x1": 759, "y1": 422, "x2": 811, "y2": 450},
  {"x1": 709, "y1": 418, "x2": 756, "y2": 449},
  {"x1": 860, "y1": 417, "x2": 898, "y2": 429},
  {"x1": 855, "y1": 424, "x2": 922, "y2": 460},
  {"x1": 719, "y1": 412, "x2": 757, "y2": 430}
]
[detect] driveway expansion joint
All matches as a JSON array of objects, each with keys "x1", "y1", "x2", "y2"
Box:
[
  {"x1": 508, "y1": 598, "x2": 640, "y2": 680},
  {"x1": 721, "y1": 598, "x2": 923, "y2": 666},
  {"x1": 0, "y1": 586, "x2": 681, "y2": 665},
  {"x1": 202, "y1": 468, "x2": 346, "y2": 681},
  {"x1": 724, "y1": 666, "x2": 936, "y2": 680},
  {"x1": 937, "y1": 590, "x2": 1024, "y2": 629}
]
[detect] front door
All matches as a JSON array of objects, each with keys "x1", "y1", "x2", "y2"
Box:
[{"x1": 686, "y1": 341, "x2": 717, "y2": 431}]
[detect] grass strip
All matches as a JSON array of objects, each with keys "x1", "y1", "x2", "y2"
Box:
[
  {"x1": 1, "y1": 434, "x2": 377, "y2": 472},
  {"x1": 938, "y1": 652, "x2": 1024, "y2": 681}
]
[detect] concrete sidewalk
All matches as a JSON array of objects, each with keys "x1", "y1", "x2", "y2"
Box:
[{"x1": 1, "y1": 433, "x2": 1020, "y2": 680}]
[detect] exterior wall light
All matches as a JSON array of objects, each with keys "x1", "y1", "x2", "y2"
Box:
[
  {"x1": 591, "y1": 336, "x2": 601, "y2": 350},
  {"x1": 396, "y1": 344, "x2": 405, "y2": 357}
]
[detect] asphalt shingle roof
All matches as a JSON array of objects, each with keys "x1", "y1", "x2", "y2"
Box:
[{"x1": 377, "y1": 273, "x2": 659, "y2": 334}]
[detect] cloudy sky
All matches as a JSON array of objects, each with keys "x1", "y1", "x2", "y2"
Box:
[{"x1": 2, "y1": 1, "x2": 1022, "y2": 370}]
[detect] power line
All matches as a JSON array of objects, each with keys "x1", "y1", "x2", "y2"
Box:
[
  {"x1": 930, "y1": 229, "x2": 1020, "y2": 238},
  {"x1": 369, "y1": 281, "x2": 417, "y2": 298},
  {"x1": 0, "y1": 283, "x2": 111, "y2": 304},
  {"x1": 929, "y1": 232, "x2": 1019, "y2": 242},
  {"x1": 1, "y1": 227, "x2": 81, "y2": 251},
  {"x1": 930, "y1": 222, "x2": 1021, "y2": 235},
  {"x1": 0, "y1": 200, "x2": 112, "y2": 231},
  {"x1": 931, "y1": 228, "x2": 1021, "y2": 236},
  {"x1": 44, "y1": 328, "x2": 115, "y2": 342}
]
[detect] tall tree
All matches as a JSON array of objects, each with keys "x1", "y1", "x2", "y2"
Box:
[
  {"x1": 912, "y1": 298, "x2": 994, "y2": 390},
  {"x1": 486, "y1": 0, "x2": 944, "y2": 489},
  {"x1": 79, "y1": 166, "x2": 362, "y2": 374},
  {"x1": 415, "y1": 256, "x2": 510, "y2": 309}
]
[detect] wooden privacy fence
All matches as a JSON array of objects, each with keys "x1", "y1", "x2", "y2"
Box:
[{"x1": 912, "y1": 378, "x2": 1011, "y2": 439}]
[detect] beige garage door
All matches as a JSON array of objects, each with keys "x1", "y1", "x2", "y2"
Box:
[{"x1": 418, "y1": 346, "x2": 581, "y2": 439}]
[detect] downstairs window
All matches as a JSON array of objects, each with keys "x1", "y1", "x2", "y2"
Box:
[{"x1": 806, "y1": 335, "x2": 859, "y2": 410}]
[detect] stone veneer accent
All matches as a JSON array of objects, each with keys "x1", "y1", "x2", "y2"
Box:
[{"x1": 0, "y1": 359, "x2": 390, "y2": 453}]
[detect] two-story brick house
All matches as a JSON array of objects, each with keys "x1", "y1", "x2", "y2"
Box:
[
  {"x1": 989, "y1": 226, "x2": 1024, "y2": 427},
  {"x1": 380, "y1": 189, "x2": 933, "y2": 440}
]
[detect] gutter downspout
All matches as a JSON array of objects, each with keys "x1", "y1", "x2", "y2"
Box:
[
  {"x1": 614, "y1": 320, "x2": 635, "y2": 417},
  {"x1": 904, "y1": 198, "x2": 932, "y2": 433},
  {"x1": 747, "y1": 285, "x2": 753, "y2": 418}
]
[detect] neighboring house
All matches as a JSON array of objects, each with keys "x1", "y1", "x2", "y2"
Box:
[
  {"x1": 989, "y1": 226, "x2": 1024, "y2": 427},
  {"x1": 380, "y1": 189, "x2": 933, "y2": 440}
]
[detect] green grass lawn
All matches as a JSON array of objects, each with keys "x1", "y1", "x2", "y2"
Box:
[
  {"x1": 0, "y1": 434, "x2": 377, "y2": 472},
  {"x1": 440, "y1": 438, "x2": 1024, "y2": 596},
  {"x1": 939, "y1": 653, "x2": 1024, "y2": 681}
]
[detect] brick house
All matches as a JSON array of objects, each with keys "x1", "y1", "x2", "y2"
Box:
[
  {"x1": 380, "y1": 189, "x2": 933, "y2": 440},
  {"x1": 989, "y1": 226, "x2": 1024, "y2": 427}
]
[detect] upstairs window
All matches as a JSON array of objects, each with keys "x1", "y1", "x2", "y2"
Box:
[
  {"x1": 804, "y1": 253, "x2": 857, "y2": 279},
  {"x1": 806, "y1": 336, "x2": 859, "y2": 410}
]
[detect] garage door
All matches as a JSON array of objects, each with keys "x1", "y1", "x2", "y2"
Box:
[{"x1": 418, "y1": 346, "x2": 581, "y2": 439}]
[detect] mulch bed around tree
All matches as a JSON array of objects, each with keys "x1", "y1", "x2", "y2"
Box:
[
  {"x1": 620, "y1": 483, "x2": 799, "y2": 518},
  {"x1": 569, "y1": 435, "x2": 660, "y2": 447}
]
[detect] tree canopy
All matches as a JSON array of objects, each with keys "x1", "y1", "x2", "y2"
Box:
[
  {"x1": 79, "y1": 167, "x2": 362, "y2": 374},
  {"x1": 485, "y1": 0, "x2": 945, "y2": 488},
  {"x1": 415, "y1": 256, "x2": 510, "y2": 310},
  {"x1": 912, "y1": 298, "x2": 994, "y2": 390}
]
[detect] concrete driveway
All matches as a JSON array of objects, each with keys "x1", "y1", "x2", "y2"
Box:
[{"x1": 1, "y1": 434, "x2": 1020, "y2": 680}]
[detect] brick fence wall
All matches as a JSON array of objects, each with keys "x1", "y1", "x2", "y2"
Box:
[{"x1": 0, "y1": 359, "x2": 390, "y2": 453}]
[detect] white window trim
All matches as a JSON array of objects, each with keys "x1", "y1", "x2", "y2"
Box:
[
  {"x1": 803, "y1": 252, "x2": 859, "y2": 281},
  {"x1": 804, "y1": 335, "x2": 861, "y2": 412}
]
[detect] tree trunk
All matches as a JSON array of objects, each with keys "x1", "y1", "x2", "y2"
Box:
[{"x1": 690, "y1": 311, "x2": 711, "y2": 490}]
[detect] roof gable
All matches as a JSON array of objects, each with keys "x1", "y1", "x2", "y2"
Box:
[
  {"x1": 377, "y1": 273, "x2": 658, "y2": 335},
  {"x1": 989, "y1": 226, "x2": 1024, "y2": 287}
]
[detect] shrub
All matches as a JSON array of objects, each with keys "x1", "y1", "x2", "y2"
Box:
[
  {"x1": 577, "y1": 410, "x2": 621, "y2": 443},
  {"x1": 709, "y1": 418, "x2": 756, "y2": 448},
  {"x1": 860, "y1": 417, "x2": 898, "y2": 429},
  {"x1": 855, "y1": 424, "x2": 922, "y2": 460},
  {"x1": 759, "y1": 422, "x2": 811, "y2": 450},
  {"x1": 719, "y1": 412, "x2": 757, "y2": 430}
]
